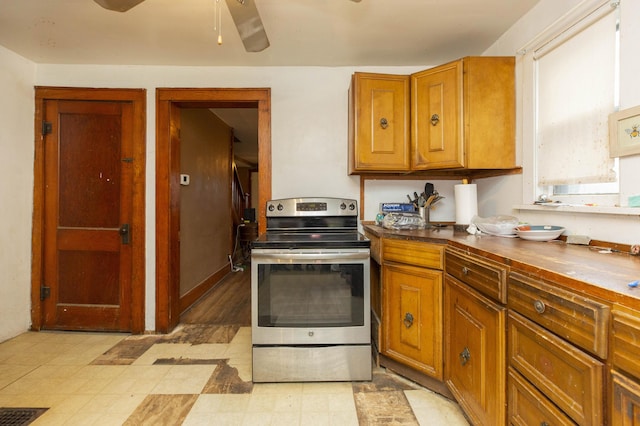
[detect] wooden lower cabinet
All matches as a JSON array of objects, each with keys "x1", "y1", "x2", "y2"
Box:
[
  {"x1": 611, "y1": 305, "x2": 640, "y2": 425},
  {"x1": 444, "y1": 275, "x2": 506, "y2": 426},
  {"x1": 508, "y1": 311, "x2": 603, "y2": 425},
  {"x1": 508, "y1": 367, "x2": 577, "y2": 426},
  {"x1": 612, "y1": 370, "x2": 640, "y2": 425},
  {"x1": 382, "y1": 262, "x2": 442, "y2": 378}
]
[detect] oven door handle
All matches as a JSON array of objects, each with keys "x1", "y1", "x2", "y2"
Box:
[{"x1": 252, "y1": 251, "x2": 369, "y2": 262}]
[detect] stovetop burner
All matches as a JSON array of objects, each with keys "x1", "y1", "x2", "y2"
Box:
[
  {"x1": 253, "y1": 231, "x2": 370, "y2": 249},
  {"x1": 253, "y1": 197, "x2": 370, "y2": 250}
]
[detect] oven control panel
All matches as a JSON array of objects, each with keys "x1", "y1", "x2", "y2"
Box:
[{"x1": 266, "y1": 197, "x2": 358, "y2": 217}]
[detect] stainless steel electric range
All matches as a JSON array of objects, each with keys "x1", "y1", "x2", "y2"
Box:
[{"x1": 250, "y1": 197, "x2": 371, "y2": 382}]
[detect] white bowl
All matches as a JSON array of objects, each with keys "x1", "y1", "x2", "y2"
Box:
[
  {"x1": 475, "y1": 216, "x2": 519, "y2": 236},
  {"x1": 515, "y1": 225, "x2": 565, "y2": 241}
]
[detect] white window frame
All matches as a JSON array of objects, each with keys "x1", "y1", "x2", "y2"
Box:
[{"x1": 520, "y1": 0, "x2": 621, "y2": 207}]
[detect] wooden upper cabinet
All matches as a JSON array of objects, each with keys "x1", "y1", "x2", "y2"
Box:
[
  {"x1": 412, "y1": 56, "x2": 516, "y2": 170},
  {"x1": 348, "y1": 72, "x2": 410, "y2": 174},
  {"x1": 411, "y1": 59, "x2": 462, "y2": 169},
  {"x1": 348, "y1": 57, "x2": 516, "y2": 174}
]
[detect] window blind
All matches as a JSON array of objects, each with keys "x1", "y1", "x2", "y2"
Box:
[{"x1": 534, "y1": 1, "x2": 618, "y2": 186}]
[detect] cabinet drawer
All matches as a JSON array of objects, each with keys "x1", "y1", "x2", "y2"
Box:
[
  {"x1": 612, "y1": 305, "x2": 640, "y2": 380},
  {"x1": 383, "y1": 239, "x2": 443, "y2": 270},
  {"x1": 508, "y1": 368, "x2": 577, "y2": 426},
  {"x1": 508, "y1": 272, "x2": 609, "y2": 358},
  {"x1": 611, "y1": 369, "x2": 640, "y2": 425},
  {"x1": 508, "y1": 311, "x2": 604, "y2": 426},
  {"x1": 445, "y1": 247, "x2": 507, "y2": 303}
]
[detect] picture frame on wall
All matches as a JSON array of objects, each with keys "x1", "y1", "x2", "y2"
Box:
[{"x1": 609, "y1": 105, "x2": 640, "y2": 158}]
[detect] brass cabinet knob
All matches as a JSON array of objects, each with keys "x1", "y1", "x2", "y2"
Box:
[
  {"x1": 380, "y1": 117, "x2": 389, "y2": 129},
  {"x1": 533, "y1": 300, "x2": 546, "y2": 314},
  {"x1": 403, "y1": 312, "x2": 414, "y2": 328},
  {"x1": 459, "y1": 347, "x2": 471, "y2": 366}
]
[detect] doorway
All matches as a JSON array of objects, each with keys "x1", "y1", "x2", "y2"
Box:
[
  {"x1": 155, "y1": 88, "x2": 271, "y2": 333},
  {"x1": 31, "y1": 87, "x2": 146, "y2": 333}
]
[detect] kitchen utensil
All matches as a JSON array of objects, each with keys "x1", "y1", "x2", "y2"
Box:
[{"x1": 424, "y1": 182, "x2": 434, "y2": 197}]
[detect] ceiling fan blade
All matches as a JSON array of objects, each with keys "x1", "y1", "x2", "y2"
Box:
[
  {"x1": 225, "y1": 0, "x2": 270, "y2": 52},
  {"x1": 93, "y1": 0, "x2": 146, "y2": 12}
]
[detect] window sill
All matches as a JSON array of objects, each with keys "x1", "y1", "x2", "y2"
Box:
[{"x1": 514, "y1": 204, "x2": 640, "y2": 217}]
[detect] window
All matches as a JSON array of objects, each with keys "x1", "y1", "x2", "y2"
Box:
[{"x1": 522, "y1": 0, "x2": 620, "y2": 202}]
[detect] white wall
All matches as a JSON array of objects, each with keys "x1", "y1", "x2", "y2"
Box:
[
  {"x1": 33, "y1": 64, "x2": 425, "y2": 332},
  {"x1": 0, "y1": 45, "x2": 37, "y2": 342},
  {"x1": 3, "y1": 0, "x2": 637, "y2": 339},
  {"x1": 482, "y1": 0, "x2": 640, "y2": 243}
]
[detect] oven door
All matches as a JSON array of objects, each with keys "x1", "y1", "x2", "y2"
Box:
[{"x1": 251, "y1": 248, "x2": 370, "y2": 345}]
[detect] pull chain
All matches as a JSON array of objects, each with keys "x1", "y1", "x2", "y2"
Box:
[{"x1": 214, "y1": 0, "x2": 222, "y2": 45}]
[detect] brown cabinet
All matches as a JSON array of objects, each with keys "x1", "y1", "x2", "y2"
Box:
[
  {"x1": 508, "y1": 311, "x2": 603, "y2": 425},
  {"x1": 612, "y1": 370, "x2": 640, "y2": 425},
  {"x1": 411, "y1": 56, "x2": 515, "y2": 170},
  {"x1": 445, "y1": 275, "x2": 506, "y2": 426},
  {"x1": 349, "y1": 56, "x2": 515, "y2": 174},
  {"x1": 611, "y1": 305, "x2": 640, "y2": 425},
  {"x1": 363, "y1": 224, "x2": 640, "y2": 426},
  {"x1": 508, "y1": 367, "x2": 577, "y2": 426},
  {"x1": 348, "y1": 72, "x2": 410, "y2": 173},
  {"x1": 444, "y1": 246, "x2": 508, "y2": 426},
  {"x1": 508, "y1": 271, "x2": 609, "y2": 426},
  {"x1": 381, "y1": 239, "x2": 444, "y2": 379}
]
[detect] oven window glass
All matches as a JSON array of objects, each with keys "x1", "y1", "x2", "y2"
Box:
[{"x1": 257, "y1": 263, "x2": 364, "y2": 327}]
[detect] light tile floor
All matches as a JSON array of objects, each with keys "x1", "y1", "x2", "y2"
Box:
[{"x1": 0, "y1": 327, "x2": 470, "y2": 425}]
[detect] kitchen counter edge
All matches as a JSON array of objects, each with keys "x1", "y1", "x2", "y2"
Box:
[{"x1": 362, "y1": 223, "x2": 640, "y2": 308}]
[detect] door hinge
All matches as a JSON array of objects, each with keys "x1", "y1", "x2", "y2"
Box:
[
  {"x1": 42, "y1": 121, "x2": 52, "y2": 136},
  {"x1": 40, "y1": 285, "x2": 51, "y2": 301}
]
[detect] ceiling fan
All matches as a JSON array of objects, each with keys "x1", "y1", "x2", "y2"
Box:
[{"x1": 93, "y1": 0, "x2": 270, "y2": 52}]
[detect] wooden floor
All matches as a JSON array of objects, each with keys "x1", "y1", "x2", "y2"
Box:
[{"x1": 180, "y1": 268, "x2": 251, "y2": 326}]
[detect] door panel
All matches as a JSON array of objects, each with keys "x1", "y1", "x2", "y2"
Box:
[{"x1": 42, "y1": 100, "x2": 133, "y2": 331}]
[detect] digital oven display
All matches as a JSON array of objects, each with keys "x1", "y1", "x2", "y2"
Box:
[{"x1": 296, "y1": 202, "x2": 327, "y2": 212}]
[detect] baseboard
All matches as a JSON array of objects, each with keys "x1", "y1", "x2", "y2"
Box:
[{"x1": 179, "y1": 265, "x2": 230, "y2": 313}]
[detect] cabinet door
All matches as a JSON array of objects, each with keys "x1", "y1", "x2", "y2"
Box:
[
  {"x1": 411, "y1": 60, "x2": 463, "y2": 170},
  {"x1": 383, "y1": 262, "x2": 442, "y2": 379},
  {"x1": 445, "y1": 276, "x2": 506, "y2": 426},
  {"x1": 348, "y1": 72, "x2": 410, "y2": 173}
]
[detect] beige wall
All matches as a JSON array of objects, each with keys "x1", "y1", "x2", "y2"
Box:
[{"x1": 179, "y1": 109, "x2": 232, "y2": 297}]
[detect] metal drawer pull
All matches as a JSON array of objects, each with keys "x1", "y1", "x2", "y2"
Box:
[
  {"x1": 533, "y1": 300, "x2": 546, "y2": 314},
  {"x1": 380, "y1": 117, "x2": 389, "y2": 129},
  {"x1": 459, "y1": 347, "x2": 471, "y2": 366},
  {"x1": 430, "y1": 114, "x2": 440, "y2": 126},
  {"x1": 461, "y1": 266, "x2": 469, "y2": 275},
  {"x1": 540, "y1": 422, "x2": 550, "y2": 426},
  {"x1": 403, "y1": 312, "x2": 414, "y2": 328}
]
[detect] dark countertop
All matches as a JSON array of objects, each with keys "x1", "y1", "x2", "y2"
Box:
[{"x1": 363, "y1": 223, "x2": 640, "y2": 308}]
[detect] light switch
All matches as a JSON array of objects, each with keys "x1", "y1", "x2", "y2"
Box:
[{"x1": 180, "y1": 174, "x2": 190, "y2": 185}]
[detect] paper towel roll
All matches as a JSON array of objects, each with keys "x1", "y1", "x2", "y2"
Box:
[{"x1": 454, "y1": 184, "x2": 478, "y2": 225}]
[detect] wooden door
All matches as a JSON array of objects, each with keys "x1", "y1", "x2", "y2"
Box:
[{"x1": 41, "y1": 99, "x2": 134, "y2": 331}]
